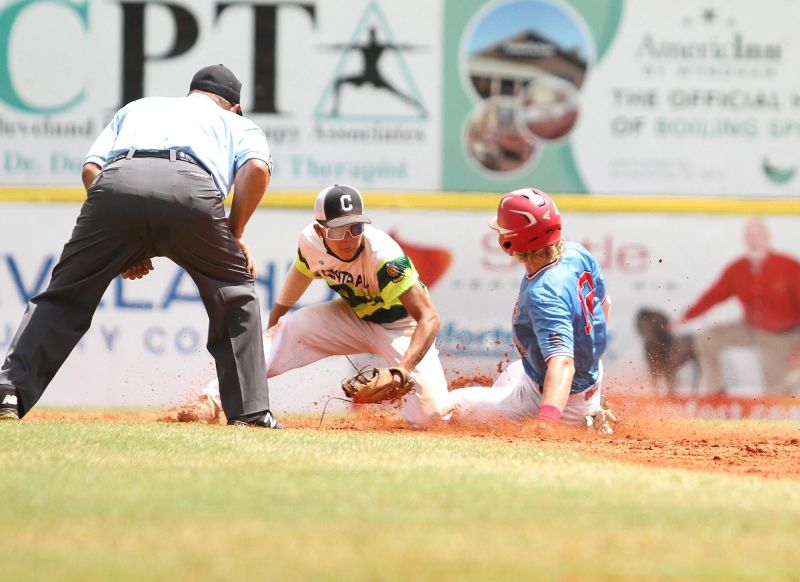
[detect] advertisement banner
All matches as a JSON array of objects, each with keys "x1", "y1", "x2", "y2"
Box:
[
  {"x1": 3, "y1": 0, "x2": 800, "y2": 195},
  {"x1": 0, "y1": 0, "x2": 441, "y2": 189},
  {"x1": 3, "y1": 203, "x2": 799, "y2": 409},
  {"x1": 443, "y1": 0, "x2": 800, "y2": 195}
]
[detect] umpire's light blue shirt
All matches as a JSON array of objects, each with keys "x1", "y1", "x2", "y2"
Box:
[{"x1": 84, "y1": 93, "x2": 272, "y2": 198}]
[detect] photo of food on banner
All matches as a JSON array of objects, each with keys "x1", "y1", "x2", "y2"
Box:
[{"x1": 462, "y1": 0, "x2": 591, "y2": 173}]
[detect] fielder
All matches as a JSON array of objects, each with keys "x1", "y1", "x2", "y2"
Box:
[
  {"x1": 448, "y1": 188, "x2": 616, "y2": 432},
  {"x1": 196, "y1": 184, "x2": 453, "y2": 427}
]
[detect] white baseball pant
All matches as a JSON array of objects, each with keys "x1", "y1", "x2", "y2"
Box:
[
  {"x1": 203, "y1": 298, "x2": 453, "y2": 427},
  {"x1": 448, "y1": 359, "x2": 604, "y2": 425}
]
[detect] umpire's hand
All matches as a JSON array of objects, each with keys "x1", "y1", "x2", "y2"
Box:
[
  {"x1": 237, "y1": 238, "x2": 257, "y2": 278},
  {"x1": 121, "y1": 259, "x2": 154, "y2": 280}
]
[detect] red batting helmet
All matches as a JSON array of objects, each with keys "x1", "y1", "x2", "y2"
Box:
[{"x1": 489, "y1": 188, "x2": 562, "y2": 254}]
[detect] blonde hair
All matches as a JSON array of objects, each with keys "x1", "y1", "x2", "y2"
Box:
[{"x1": 513, "y1": 239, "x2": 565, "y2": 265}]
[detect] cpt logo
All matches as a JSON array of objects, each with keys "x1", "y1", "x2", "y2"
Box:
[
  {"x1": 315, "y1": 1, "x2": 427, "y2": 120},
  {"x1": 0, "y1": 0, "x2": 318, "y2": 114}
]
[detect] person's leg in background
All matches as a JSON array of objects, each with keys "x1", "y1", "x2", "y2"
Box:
[
  {"x1": 692, "y1": 321, "x2": 754, "y2": 394},
  {"x1": 756, "y1": 327, "x2": 800, "y2": 395}
]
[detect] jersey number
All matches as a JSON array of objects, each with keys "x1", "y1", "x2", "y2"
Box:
[{"x1": 577, "y1": 271, "x2": 595, "y2": 335}]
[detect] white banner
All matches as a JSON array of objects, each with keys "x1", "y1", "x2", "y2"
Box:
[
  {"x1": 0, "y1": 0, "x2": 441, "y2": 190},
  {"x1": 4, "y1": 0, "x2": 800, "y2": 195},
  {"x1": 3, "y1": 202, "x2": 798, "y2": 410},
  {"x1": 574, "y1": 0, "x2": 800, "y2": 195}
]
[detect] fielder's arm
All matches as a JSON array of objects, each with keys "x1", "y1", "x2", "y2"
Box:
[
  {"x1": 268, "y1": 264, "x2": 313, "y2": 328},
  {"x1": 397, "y1": 282, "x2": 441, "y2": 373}
]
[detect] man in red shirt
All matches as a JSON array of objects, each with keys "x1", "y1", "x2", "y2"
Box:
[{"x1": 677, "y1": 219, "x2": 800, "y2": 394}]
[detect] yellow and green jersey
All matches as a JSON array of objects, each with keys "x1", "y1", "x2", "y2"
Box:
[{"x1": 294, "y1": 223, "x2": 421, "y2": 324}]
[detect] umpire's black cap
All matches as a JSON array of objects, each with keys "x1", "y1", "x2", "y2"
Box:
[
  {"x1": 190, "y1": 64, "x2": 242, "y2": 114},
  {"x1": 314, "y1": 185, "x2": 372, "y2": 228}
]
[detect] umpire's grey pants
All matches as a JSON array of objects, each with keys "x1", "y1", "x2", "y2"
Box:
[{"x1": 0, "y1": 157, "x2": 270, "y2": 419}]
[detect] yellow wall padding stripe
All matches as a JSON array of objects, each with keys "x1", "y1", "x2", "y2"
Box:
[{"x1": 1, "y1": 188, "x2": 799, "y2": 214}]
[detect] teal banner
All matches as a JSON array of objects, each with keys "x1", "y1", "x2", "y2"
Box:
[{"x1": 443, "y1": 0, "x2": 623, "y2": 192}]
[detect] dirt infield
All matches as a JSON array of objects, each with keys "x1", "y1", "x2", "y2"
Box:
[
  {"x1": 25, "y1": 401, "x2": 800, "y2": 482},
  {"x1": 301, "y1": 412, "x2": 800, "y2": 481}
]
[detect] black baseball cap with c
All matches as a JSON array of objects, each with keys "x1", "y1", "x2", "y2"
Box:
[
  {"x1": 190, "y1": 64, "x2": 242, "y2": 115},
  {"x1": 314, "y1": 184, "x2": 372, "y2": 228}
]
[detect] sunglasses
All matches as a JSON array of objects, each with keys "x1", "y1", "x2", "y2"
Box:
[{"x1": 325, "y1": 223, "x2": 365, "y2": 240}]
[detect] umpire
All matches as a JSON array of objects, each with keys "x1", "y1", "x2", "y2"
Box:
[{"x1": 0, "y1": 64, "x2": 281, "y2": 429}]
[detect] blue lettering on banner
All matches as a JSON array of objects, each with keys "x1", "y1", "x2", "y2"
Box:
[
  {"x1": 255, "y1": 261, "x2": 277, "y2": 308},
  {"x1": 100, "y1": 325, "x2": 119, "y2": 352},
  {"x1": 144, "y1": 326, "x2": 204, "y2": 355},
  {"x1": 437, "y1": 321, "x2": 514, "y2": 358},
  {"x1": 4, "y1": 254, "x2": 54, "y2": 303},
  {"x1": 3, "y1": 254, "x2": 339, "y2": 313},
  {"x1": 144, "y1": 327, "x2": 166, "y2": 354},
  {"x1": 437, "y1": 323, "x2": 617, "y2": 360},
  {"x1": 174, "y1": 327, "x2": 201, "y2": 354},
  {"x1": 161, "y1": 269, "x2": 202, "y2": 308},
  {"x1": 114, "y1": 277, "x2": 153, "y2": 310}
]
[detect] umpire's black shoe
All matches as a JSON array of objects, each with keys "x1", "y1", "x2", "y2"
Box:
[
  {"x1": 227, "y1": 410, "x2": 284, "y2": 429},
  {"x1": 0, "y1": 386, "x2": 19, "y2": 420}
]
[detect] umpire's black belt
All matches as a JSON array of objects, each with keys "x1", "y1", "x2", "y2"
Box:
[{"x1": 106, "y1": 149, "x2": 210, "y2": 174}]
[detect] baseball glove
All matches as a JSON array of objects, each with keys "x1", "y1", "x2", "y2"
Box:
[{"x1": 341, "y1": 366, "x2": 416, "y2": 404}]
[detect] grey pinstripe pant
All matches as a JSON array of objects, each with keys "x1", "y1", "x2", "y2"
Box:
[{"x1": 0, "y1": 157, "x2": 270, "y2": 419}]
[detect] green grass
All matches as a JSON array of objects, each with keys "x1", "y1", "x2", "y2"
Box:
[{"x1": 2, "y1": 419, "x2": 799, "y2": 581}]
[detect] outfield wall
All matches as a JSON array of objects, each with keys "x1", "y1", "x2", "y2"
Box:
[
  {"x1": 2, "y1": 195, "x2": 799, "y2": 411},
  {"x1": 1, "y1": 0, "x2": 799, "y2": 195},
  {"x1": 2, "y1": 0, "x2": 799, "y2": 411}
]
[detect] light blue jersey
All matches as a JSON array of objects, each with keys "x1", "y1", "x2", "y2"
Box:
[
  {"x1": 512, "y1": 241, "x2": 607, "y2": 393},
  {"x1": 85, "y1": 93, "x2": 272, "y2": 197}
]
